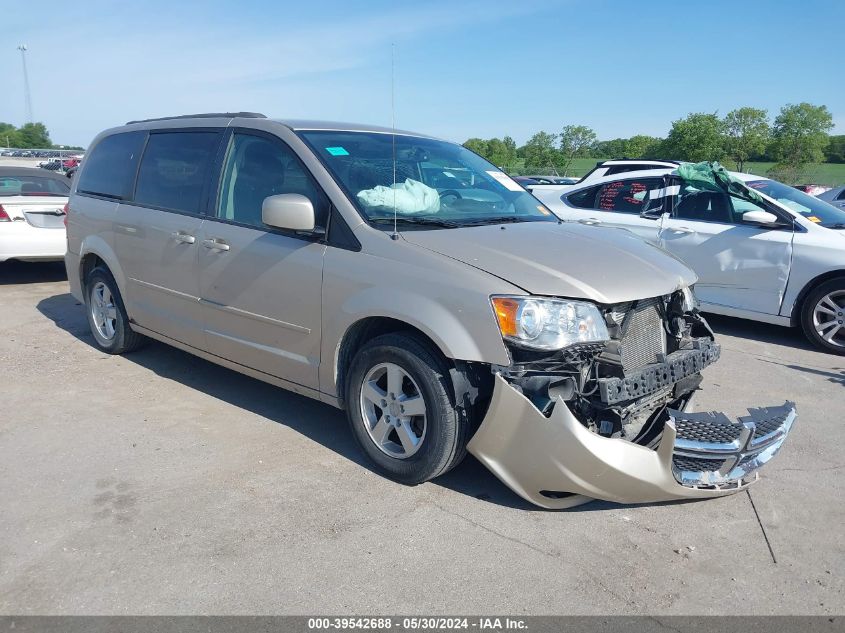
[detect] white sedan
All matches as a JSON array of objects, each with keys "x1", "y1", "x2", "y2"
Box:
[
  {"x1": 0, "y1": 167, "x2": 70, "y2": 262},
  {"x1": 533, "y1": 161, "x2": 845, "y2": 355}
]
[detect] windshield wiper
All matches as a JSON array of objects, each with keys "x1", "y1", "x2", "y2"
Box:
[
  {"x1": 370, "y1": 216, "x2": 460, "y2": 228},
  {"x1": 460, "y1": 216, "x2": 536, "y2": 226}
]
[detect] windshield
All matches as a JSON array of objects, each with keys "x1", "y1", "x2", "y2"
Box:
[
  {"x1": 747, "y1": 179, "x2": 845, "y2": 228},
  {"x1": 299, "y1": 131, "x2": 556, "y2": 227},
  {"x1": 0, "y1": 175, "x2": 70, "y2": 197}
]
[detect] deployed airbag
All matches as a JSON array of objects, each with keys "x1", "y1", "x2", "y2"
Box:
[{"x1": 357, "y1": 178, "x2": 441, "y2": 215}]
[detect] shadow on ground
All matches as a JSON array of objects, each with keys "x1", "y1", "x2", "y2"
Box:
[
  {"x1": 36, "y1": 292, "x2": 539, "y2": 511},
  {"x1": 0, "y1": 260, "x2": 67, "y2": 285},
  {"x1": 705, "y1": 313, "x2": 812, "y2": 351}
]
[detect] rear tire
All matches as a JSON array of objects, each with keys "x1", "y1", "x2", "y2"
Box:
[
  {"x1": 800, "y1": 277, "x2": 845, "y2": 355},
  {"x1": 345, "y1": 332, "x2": 469, "y2": 485},
  {"x1": 84, "y1": 267, "x2": 146, "y2": 354}
]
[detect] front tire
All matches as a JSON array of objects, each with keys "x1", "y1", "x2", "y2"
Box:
[
  {"x1": 345, "y1": 332, "x2": 469, "y2": 485},
  {"x1": 800, "y1": 277, "x2": 845, "y2": 355},
  {"x1": 84, "y1": 267, "x2": 146, "y2": 354}
]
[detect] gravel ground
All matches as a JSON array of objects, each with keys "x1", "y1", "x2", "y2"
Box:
[{"x1": 0, "y1": 260, "x2": 842, "y2": 615}]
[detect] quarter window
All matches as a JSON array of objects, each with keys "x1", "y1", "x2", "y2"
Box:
[
  {"x1": 217, "y1": 133, "x2": 329, "y2": 229},
  {"x1": 134, "y1": 131, "x2": 220, "y2": 214},
  {"x1": 76, "y1": 131, "x2": 146, "y2": 199}
]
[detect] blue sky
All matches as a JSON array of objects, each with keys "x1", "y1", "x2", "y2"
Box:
[{"x1": 4, "y1": 0, "x2": 843, "y2": 147}]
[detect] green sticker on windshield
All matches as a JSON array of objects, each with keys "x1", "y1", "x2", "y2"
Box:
[{"x1": 325, "y1": 146, "x2": 349, "y2": 156}]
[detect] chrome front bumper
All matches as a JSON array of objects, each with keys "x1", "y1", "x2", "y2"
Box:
[{"x1": 467, "y1": 375, "x2": 796, "y2": 510}]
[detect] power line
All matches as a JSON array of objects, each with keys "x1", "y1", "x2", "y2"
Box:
[{"x1": 17, "y1": 44, "x2": 33, "y2": 123}]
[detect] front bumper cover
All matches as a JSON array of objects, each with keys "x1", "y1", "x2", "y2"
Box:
[{"x1": 467, "y1": 375, "x2": 796, "y2": 509}]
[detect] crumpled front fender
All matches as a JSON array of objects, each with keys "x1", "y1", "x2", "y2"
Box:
[{"x1": 467, "y1": 374, "x2": 796, "y2": 510}]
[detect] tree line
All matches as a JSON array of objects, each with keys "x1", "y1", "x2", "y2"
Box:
[
  {"x1": 0, "y1": 122, "x2": 53, "y2": 149},
  {"x1": 464, "y1": 103, "x2": 840, "y2": 183}
]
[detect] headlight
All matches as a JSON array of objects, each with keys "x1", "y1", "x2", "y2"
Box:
[
  {"x1": 491, "y1": 296, "x2": 610, "y2": 351},
  {"x1": 680, "y1": 285, "x2": 699, "y2": 312}
]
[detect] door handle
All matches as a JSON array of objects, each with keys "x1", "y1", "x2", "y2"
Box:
[
  {"x1": 201, "y1": 238, "x2": 230, "y2": 251},
  {"x1": 672, "y1": 226, "x2": 696, "y2": 235},
  {"x1": 171, "y1": 231, "x2": 196, "y2": 244},
  {"x1": 578, "y1": 218, "x2": 603, "y2": 225}
]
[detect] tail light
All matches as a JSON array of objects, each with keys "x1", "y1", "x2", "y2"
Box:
[
  {"x1": 0, "y1": 205, "x2": 9, "y2": 222},
  {"x1": 63, "y1": 203, "x2": 69, "y2": 228}
]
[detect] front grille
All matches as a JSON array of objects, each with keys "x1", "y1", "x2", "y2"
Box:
[
  {"x1": 668, "y1": 402, "x2": 797, "y2": 488},
  {"x1": 674, "y1": 413, "x2": 743, "y2": 444},
  {"x1": 673, "y1": 456, "x2": 725, "y2": 473},
  {"x1": 616, "y1": 298, "x2": 666, "y2": 371},
  {"x1": 752, "y1": 408, "x2": 792, "y2": 439}
]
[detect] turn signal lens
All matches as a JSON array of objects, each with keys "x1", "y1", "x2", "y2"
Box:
[
  {"x1": 0, "y1": 205, "x2": 9, "y2": 222},
  {"x1": 492, "y1": 297, "x2": 519, "y2": 337}
]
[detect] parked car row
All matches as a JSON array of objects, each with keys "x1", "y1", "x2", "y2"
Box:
[
  {"x1": 1, "y1": 148, "x2": 84, "y2": 159},
  {"x1": 43, "y1": 113, "x2": 798, "y2": 510}
]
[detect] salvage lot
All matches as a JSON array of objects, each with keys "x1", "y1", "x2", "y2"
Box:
[{"x1": 0, "y1": 261, "x2": 843, "y2": 614}]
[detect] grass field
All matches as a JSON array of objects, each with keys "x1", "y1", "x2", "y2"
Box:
[{"x1": 523, "y1": 158, "x2": 845, "y2": 186}]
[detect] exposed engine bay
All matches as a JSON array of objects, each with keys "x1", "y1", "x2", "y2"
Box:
[{"x1": 498, "y1": 289, "x2": 719, "y2": 446}]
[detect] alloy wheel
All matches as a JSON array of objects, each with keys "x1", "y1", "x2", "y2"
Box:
[
  {"x1": 813, "y1": 290, "x2": 845, "y2": 348},
  {"x1": 359, "y1": 362, "x2": 427, "y2": 459},
  {"x1": 90, "y1": 281, "x2": 118, "y2": 341}
]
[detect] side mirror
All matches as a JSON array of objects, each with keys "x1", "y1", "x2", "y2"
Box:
[
  {"x1": 262, "y1": 194, "x2": 315, "y2": 232},
  {"x1": 742, "y1": 210, "x2": 781, "y2": 227}
]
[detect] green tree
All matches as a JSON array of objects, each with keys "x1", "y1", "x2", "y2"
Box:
[
  {"x1": 770, "y1": 103, "x2": 834, "y2": 167},
  {"x1": 661, "y1": 112, "x2": 725, "y2": 162},
  {"x1": 0, "y1": 123, "x2": 20, "y2": 148},
  {"x1": 624, "y1": 135, "x2": 662, "y2": 159},
  {"x1": 463, "y1": 138, "x2": 489, "y2": 158},
  {"x1": 594, "y1": 138, "x2": 626, "y2": 158},
  {"x1": 519, "y1": 131, "x2": 559, "y2": 172},
  {"x1": 16, "y1": 122, "x2": 52, "y2": 149},
  {"x1": 722, "y1": 107, "x2": 769, "y2": 172},
  {"x1": 558, "y1": 125, "x2": 596, "y2": 176},
  {"x1": 824, "y1": 135, "x2": 845, "y2": 163},
  {"x1": 485, "y1": 137, "x2": 514, "y2": 168}
]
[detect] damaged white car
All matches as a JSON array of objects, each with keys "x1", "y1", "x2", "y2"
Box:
[
  {"x1": 66, "y1": 116, "x2": 796, "y2": 509},
  {"x1": 533, "y1": 160, "x2": 845, "y2": 355}
]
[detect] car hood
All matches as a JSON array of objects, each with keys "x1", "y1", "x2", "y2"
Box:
[{"x1": 400, "y1": 221, "x2": 697, "y2": 304}]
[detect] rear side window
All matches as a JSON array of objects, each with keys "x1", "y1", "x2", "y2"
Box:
[
  {"x1": 77, "y1": 131, "x2": 146, "y2": 199},
  {"x1": 134, "y1": 131, "x2": 221, "y2": 214},
  {"x1": 567, "y1": 178, "x2": 663, "y2": 213},
  {"x1": 597, "y1": 179, "x2": 664, "y2": 213},
  {"x1": 566, "y1": 185, "x2": 601, "y2": 208}
]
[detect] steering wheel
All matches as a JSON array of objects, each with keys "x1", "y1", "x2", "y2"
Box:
[{"x1": 439, "y1": 189, "x2": 463, "y2": 203}]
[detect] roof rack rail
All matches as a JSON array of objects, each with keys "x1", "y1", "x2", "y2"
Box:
[{"x1": 125, "y1": 112, "x2": 267, "y2": 125}]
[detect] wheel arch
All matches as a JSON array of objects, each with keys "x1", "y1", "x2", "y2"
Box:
[
  {"x1": 789, "y1": 269, "x2": 845, "y2": 327},
  {"x1": 335, "y1": 317, "x2": 452, "y2": 409},
  {"x1": 77, "y1": 237, "x2": 128, "y2": 298}
]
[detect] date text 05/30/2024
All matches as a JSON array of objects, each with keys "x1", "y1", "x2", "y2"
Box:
[{"x1": 307, "y1": 617, "x2": 528, "y2": 630}]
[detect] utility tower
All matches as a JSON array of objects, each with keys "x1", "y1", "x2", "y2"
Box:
[{"x1": 17, "y1": 45, "x2": 33, "y2": 123}]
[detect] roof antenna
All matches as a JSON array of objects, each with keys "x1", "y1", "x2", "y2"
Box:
[{"x1": 390, "y1": 43, "x2": 399, "y2": 241}]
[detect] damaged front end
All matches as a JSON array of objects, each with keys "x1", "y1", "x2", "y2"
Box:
[{"x1": 468, "y1": 289, "x2": 796, "y2": 509}]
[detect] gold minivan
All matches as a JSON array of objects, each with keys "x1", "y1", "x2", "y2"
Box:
[{"x1": 65, "y1": 113, "x2": 796, "y2": 509}]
